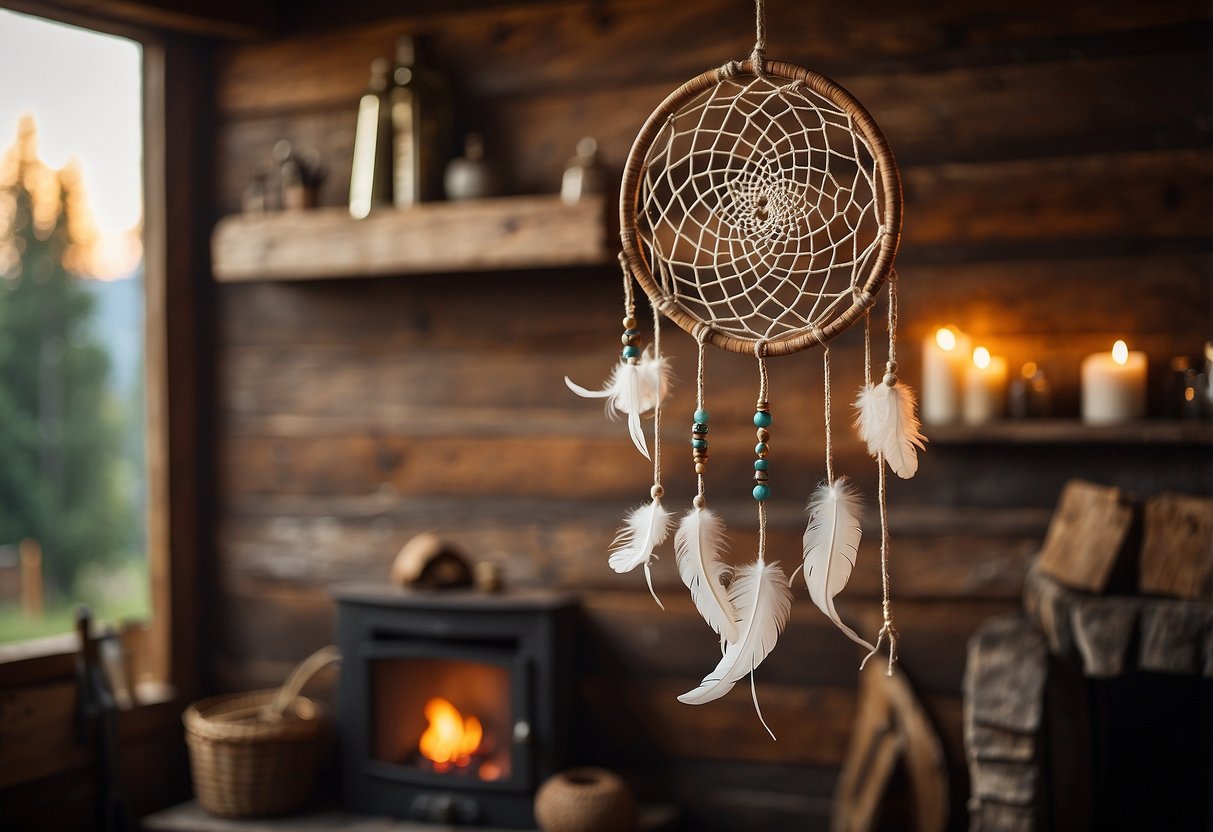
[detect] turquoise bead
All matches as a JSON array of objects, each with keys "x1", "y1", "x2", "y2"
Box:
[
  {"x1": 622, "y1": 345, "x2": 640, "y2": 359},
  {"x1": 624, "y1": 328, "x2": 640, "y2": 336},
  {"x1": 694, "y1": 408, "x2": 709, "y2": 423},
  {"x1": 754, "y1": 459, "x2": 768, "y2": 471},
  {"x1": 753, "y1": 410, "x2": 772, "y2": 428},
  {"x1": 752, "y1": 483, "x2": 770, "y2": 501},
  {"x1": 692, "y1": 439, "x2": 707, "y2": 450},
  {"x1": 754, "y1": 442, "x2": 768, "y2": 455}
]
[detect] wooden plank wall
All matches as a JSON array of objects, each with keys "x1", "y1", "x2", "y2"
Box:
[{"x1": 209, "y1": 2, "x2": 1213, "y2": 829}]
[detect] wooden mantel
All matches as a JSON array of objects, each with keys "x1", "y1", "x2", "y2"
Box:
[{"x1": 211, "y1": 194, "x2": 613, "y2": 282}]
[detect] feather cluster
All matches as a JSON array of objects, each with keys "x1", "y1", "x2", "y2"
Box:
[
  {"x1": 674, "y1": 508, "x2": 739, "y2": 644},
  {"x1": 679, "y1": 560, "x2": 792, "y2": 738},
  {"x1": 609, "y1": 499, "x2": 672, "y2": 609},
  {"x1": 799, "y1": 479, "x2": 876, "y2": 652},
  {"x1": 565, "y1": 349, "x2": 671, "y2": 459},
  {"x1": 854, "y1": 380, "x2": 927, "y2": 479}
]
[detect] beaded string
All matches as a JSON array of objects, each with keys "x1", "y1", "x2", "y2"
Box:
[
  {"x1": 619, "y1": 253, "x2": 642, "y2": 366},
  {"x1": 753, "y1": 341, "x2": 771, "y2": 564},
  {"x1": 692, "y1": 326, "x2": 710, "y2": 510}
]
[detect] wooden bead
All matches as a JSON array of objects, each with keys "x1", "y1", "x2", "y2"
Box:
[
  {"x1": 694, "y1": 463, "x2": 706, "y2": 474},
  {"x1": 623, "y1": 316, "x2": 638, "y2": 329},
  {"x1": 756, "y1": 428, "x2": 770, "y2": 442}
]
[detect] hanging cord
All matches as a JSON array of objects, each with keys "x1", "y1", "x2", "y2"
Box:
[
  {"x1": 862, "y1": 283, "x2": 900, "y2": 675},
  {"x1": 823, "y1": 346, "x2": 834, "y2": 484},
  {"x1": 650, "y1": 303, "x2": 664, "y2": 501},
  {"x1": 884, "y1": 269, "x2": 899, "y2": 380},
  {"x1": 755, "y1": 340, "x2": 769, "y2": 564},
  {"x1": 863, "y1": 309, "x2": 873, "y2": 387},
  {"x1": 751, "y1": 0, "x2": 767, "y2": 75},
  {"x1": 694, "y1": 327, "x2": 709, "y2": 505},
  {"x1": 619, "y1": 252, "x2": 635, "y2": 319}
]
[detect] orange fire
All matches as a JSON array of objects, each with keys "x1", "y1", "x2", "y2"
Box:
[{"x1": 418, "y1": 698, "x2": 483, "y2": 769}]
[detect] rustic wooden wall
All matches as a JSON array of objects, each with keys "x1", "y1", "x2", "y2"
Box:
[{"x1": 208, "y1": 2, "x2": 1213, "y2": 829}]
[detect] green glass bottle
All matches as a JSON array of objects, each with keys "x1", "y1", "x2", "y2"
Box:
[{"x1": 390, "y1": 35, "x2": 453, "y2": 205}]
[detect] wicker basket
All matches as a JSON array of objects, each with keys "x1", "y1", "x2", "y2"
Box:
[{"x1": 184, "y1": 647, "x2": 338, "y2": 818}]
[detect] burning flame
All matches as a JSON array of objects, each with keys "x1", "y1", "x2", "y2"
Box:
[
  {"x1": 973, "y1": 346, "x2": 991, "y2": 370},
  {"x1": 1112, "y1": 340, "x2": 1129, "y2": 366},
  {"x1": 935, "y1": 327, "x2": 957, "y2": 351},
  {"x1": 419, "y1": 698, "x2": 483, "y2": 768}
]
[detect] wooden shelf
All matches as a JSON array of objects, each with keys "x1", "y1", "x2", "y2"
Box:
[
  {"x1": 211, "y1": 195, "x2": 612, "y2": 282},
  {"x1": 925, "y1": 419, "x2": 1213, "y2": 446}
]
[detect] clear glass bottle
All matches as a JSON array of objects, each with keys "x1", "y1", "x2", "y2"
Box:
[
  {"x1": 391, "y1": 35, "x2": 453, "y2": 206},
  {"x1": 349, "y1": 59, "x2": 393, "y2": 219}
]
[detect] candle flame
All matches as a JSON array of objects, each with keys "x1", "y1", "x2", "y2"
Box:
[
  {"x1": 935, "y1": 327, "x2": 957, "y2": 351},
  {"x1": 1112, "y1": 340, "x2": 1129, "y2": 366},
  {"x1": 973, "y1": 347, "x2": 991, "y2": 370}
]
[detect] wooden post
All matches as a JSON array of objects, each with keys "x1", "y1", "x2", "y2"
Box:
[{"x1": 19, "y1": 538, "x2": 43, "y2": 620}]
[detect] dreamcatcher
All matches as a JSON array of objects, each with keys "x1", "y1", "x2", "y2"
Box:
[{"x1": 565, "y1": 0, "x2": 925, "y2": 737}]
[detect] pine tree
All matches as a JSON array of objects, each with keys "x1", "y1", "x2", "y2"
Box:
[{"x1": 0, "y1": 119, "x2": 132, "y2": 596}]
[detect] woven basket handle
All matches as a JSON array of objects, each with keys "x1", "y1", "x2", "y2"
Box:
[{"x1": 267, "y1": 645, "x2": 341, "y2": 719}]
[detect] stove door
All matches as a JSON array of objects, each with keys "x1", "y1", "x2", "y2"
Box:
[{"x1": 361, "y1": 640, "x2": 532, "y2": 793}]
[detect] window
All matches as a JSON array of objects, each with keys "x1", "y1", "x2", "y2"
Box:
[{"x1": 0, "y1": 12, "x2": 149, "y2": 652}]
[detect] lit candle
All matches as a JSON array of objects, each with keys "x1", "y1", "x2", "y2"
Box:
[
  {"x1": 1081, "y1": 340, "x2": 1147, "y2": 424},
  {"x1": 964, "y1": 346, "x2": 1008, "y2": 425},
  {"x1": 922, "y1": 326, "x2": 970, "y2": 425}
]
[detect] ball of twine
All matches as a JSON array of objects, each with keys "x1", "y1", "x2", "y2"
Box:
[{"x1": 534, "y1": 767, "x2": 637, "y2": 832}]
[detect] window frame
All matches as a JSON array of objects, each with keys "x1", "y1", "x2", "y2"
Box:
[{"x1": 0, "y1": 3, "x2": 206, "y2": 703}]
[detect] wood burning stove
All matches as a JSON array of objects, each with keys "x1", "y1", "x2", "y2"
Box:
[{"x1": 335, "y1": 585, "x2": 576, "y2": 827}]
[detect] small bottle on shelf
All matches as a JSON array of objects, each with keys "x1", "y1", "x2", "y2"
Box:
[
  {"x1": 390, "y1": 35, "x2": 453, "y2": 206},
  {"x1": 561, "y1": 137, "x2": 608, "y2": 204},
  {"x1": 349, "y1": 59, "x2": 394, "y2": 219},
  {"x1": 444, "y1": 133, "x2": 499, "y2": 201}
]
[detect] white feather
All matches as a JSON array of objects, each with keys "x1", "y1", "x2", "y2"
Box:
[
  {"x1": 801, "y1": 479, "x2": 876, "y2": 653},
  {"x1": 637, "y1": 350, "x2": 672, "y2": 411},
  {"x1": 674, "y1": 508, "x2": 739, "y2": 643},
  {"x1": 678, "y1": 560, "x2": 792, "y2": 711},
  {"x1": 609, "y1": 499, "x2": 672, "y2": 609},
  {"x1": 564, "y1": 348, "x2": 672, "y2": 460},
  {"x1": 624, "y1": 364, "x2": 648, "y2": 459},
  {"x1": 854, "y1": 381, "x2": 927, "y2": 479}
]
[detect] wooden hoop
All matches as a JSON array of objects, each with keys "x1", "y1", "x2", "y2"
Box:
[{"x1": 619, "y1": 59, "x2": 903, "y2": 357}]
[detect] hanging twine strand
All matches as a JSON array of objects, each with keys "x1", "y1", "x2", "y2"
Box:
[
  {"x1": 751, "y1": 0, "x2": 767, "y2": 75},
  {"x1": 860, "y1": 458, "x2": 899, "y2": 675},
  {"x1": 650, "y1": 303, "x2": 664, "y2": 500},
  {"x1": 884, "y1": 270, "x2": 899, "y2": 381},
  {"x1": 619, "y1": 252, "x2": 635, "y2": 318},
  {"x1": 755, "y1": 340, "x2": 770, "y2": 403},
  {"x1": 823, "y1": 346, "x2": 834, "y2": 484},
  {"x1": 863, "y1": 309, "x2": 872, "y2": 387},
  {"x1": 862, "y1": 287, "x2": 900, "y2": 675}
]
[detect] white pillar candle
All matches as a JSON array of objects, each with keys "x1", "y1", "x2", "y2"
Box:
[
  {"x1": 964, "y1": 346, "x2": 1008, "y2": 425},
  {"x1": 922, "y1": 326, "x2": 970, "y2": 425},
  {"x1": 1082, "y1": 340, "x2": 1147, "y2": 424}
]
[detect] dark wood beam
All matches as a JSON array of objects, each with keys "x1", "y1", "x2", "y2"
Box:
[{"x1": 3, "y1": 0, "x2": 276, "y2": 39}]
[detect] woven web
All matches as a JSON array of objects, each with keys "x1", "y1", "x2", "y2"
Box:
[{"x1": 637, "y1": 73, "x2": 885, "y2": 343}]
